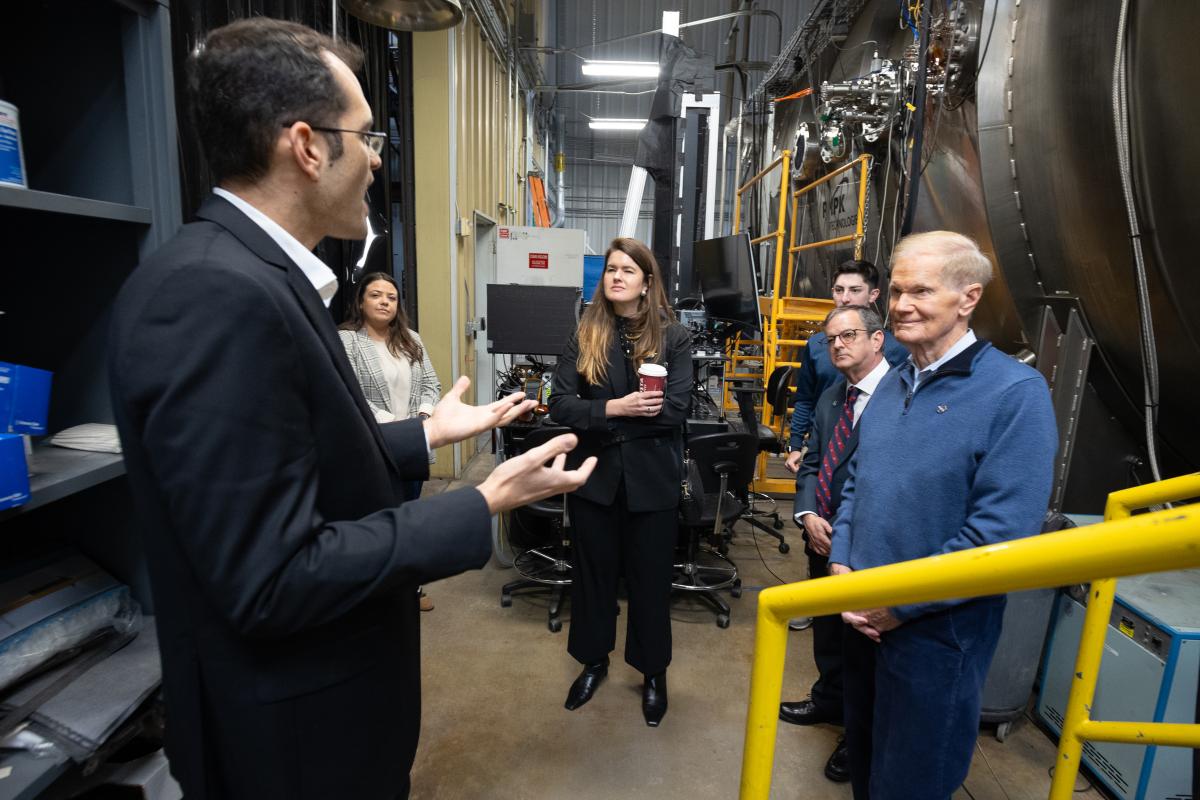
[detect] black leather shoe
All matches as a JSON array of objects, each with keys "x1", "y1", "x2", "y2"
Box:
[
  {"x1": 824, "y1": 737, "x2": 850, "y2": 783},
  {"x1": 564, "y1": 659, "x2": 608, "y2": 711},
  {"x1": 778, "y1": 697, "x2": 838, "y2": 726},
  {"x1": 642, "y1": 671, "x2": 668, "y2": 727}
]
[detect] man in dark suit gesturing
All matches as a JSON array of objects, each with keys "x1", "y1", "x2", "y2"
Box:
[
  {"x1": 779, "y1": 305, "x2": 892, "y2": 783},
  {"x1": 108, "y1": 18, "x2": 594, "y2": 800}
]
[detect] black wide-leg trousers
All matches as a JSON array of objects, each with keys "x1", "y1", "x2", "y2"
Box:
[{"x1": 567, "y1": 485, "x2": 676, "y2": 676}]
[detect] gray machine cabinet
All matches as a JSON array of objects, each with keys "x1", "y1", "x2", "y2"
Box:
[{"x1": 1037, "y1": 572, "x2": 1200, "y2": 800}]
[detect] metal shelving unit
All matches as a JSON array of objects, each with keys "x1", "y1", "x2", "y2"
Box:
[
  {"x1": 0, "y1": 186, "x2": 152, "y2": 226},
  {"x1": 0, "y1": 445, "x2": 125, "y2": 522},
  {"x1": 0, "y1": 1, "x2": 180, "y2": 796}
]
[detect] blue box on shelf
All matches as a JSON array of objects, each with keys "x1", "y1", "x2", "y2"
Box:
[
  {"x1": 0, "y1": 362, "x2": 53, "y2": 435},
  {"x1": 0, "y1": 433, "x2": 31, "y2": 510}
]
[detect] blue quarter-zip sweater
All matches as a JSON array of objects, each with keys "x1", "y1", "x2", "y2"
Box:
[{"x1": 828, "y1": 339, "x2": 1057, "y2": 621}]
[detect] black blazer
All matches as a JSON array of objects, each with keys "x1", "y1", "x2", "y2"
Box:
[
  {"x1": 796, "y1": 378, "x2": 861, "y2": 525},
  {"x1": 548, "y1": 320, "x2": 692, "y2": 512},
  {"x1": 108, "y1": 195, "x2": 492, "y2": 799}
]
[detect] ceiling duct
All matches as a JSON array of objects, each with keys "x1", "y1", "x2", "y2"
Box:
[{"x1": 340, "y1": 0, "x2": 464, "y2": 31}]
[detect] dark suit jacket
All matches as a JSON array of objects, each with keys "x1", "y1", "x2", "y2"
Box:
[
  {"x1": 548, "y1": 320, "x2": 692, "y2": 512},
  {"x1": 109, "y1": 195, "x2": 492, "y2": 799},
  {"x1": 796, "y1": 378, "x2": 861, "y2": 547}
]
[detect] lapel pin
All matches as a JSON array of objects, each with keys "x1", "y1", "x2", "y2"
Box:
[{"x1": 937, "y1": 403, "x2": 949, "y2": 414}]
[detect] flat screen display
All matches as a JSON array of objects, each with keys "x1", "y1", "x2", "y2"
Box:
[
  {"x1": 694, "y1": 233, "x2": 760, "y2": 332},
  {"x1": 486, "y1": 284, "x2": 581, "y2": 355}
]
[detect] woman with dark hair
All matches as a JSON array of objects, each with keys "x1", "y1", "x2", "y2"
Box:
[
  {"x1": 338, "y1": 272, "x2": 441, "y2": 472},
  {"x1": 339, "y1": 271, "x2": 441, "y2": 493},
  {"x1": 548, "y1": 237, "x2": 692, "y2": 727},
  {"x1": 339, "y1": 272, "x2": 442, "y2": 610}
]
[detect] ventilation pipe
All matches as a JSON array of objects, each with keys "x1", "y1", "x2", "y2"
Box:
[{"x1": 554, "y1": 112, "x2": 566, "y2": 227}]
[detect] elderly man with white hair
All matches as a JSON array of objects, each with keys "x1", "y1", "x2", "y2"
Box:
[{"x1": 827, "y1": 231, "x2": 1057, "y2": 800}]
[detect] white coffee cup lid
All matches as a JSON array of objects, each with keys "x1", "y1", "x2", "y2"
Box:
[{"x1": 638, "y1": 363, "x2": 667, "y2": 377}]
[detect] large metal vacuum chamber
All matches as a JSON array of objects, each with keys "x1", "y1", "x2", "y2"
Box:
[{"x1": 762, "y1": 0, "x2": 1198, "y2": 509}]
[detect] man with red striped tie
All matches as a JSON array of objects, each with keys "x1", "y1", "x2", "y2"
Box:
[{"x1": 778, "y1": 304, "x2": 891, "y2": 783}]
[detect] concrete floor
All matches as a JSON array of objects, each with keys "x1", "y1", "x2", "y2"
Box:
[{"x1": 408, "y1": 452, "x2": 1106, "y2": 800}]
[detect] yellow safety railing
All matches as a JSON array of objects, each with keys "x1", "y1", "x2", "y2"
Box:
[
  {"x1": 739, "y1": 473, "x2": 1200, "y2": 799},
  {"x1": 1048, "y1": 475, "x2": 1200, "y2": 798}
]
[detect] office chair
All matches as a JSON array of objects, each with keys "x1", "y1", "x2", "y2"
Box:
[
  {"x1": 500, "y1": 425, "x2": 573, "y2": 632},
  {"x1": 673, "y1": 431, "x2": 758, "y2": 628},
  {"x1": 727, "y1": 375, "x2": 790, "y2": 553},
  {"x1": 766, "y1": 365, "x2": 796, "y2": 427}
]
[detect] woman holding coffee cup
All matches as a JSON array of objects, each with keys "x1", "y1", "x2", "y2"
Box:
[{"x1": 548, "y1": 237, "x2": 692, "y2": 727}]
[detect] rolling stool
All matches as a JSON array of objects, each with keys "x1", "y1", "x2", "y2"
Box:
[{"x1": 500, "y1": 425, "x2": 573, "y2": 632}]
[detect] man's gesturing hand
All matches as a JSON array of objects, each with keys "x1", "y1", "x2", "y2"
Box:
[
  {"x1": 424, "y1": 376, "x2": 536, "y2": 449},
  {"x1": 477, "y1": 433, "x2": 597, "y2": 514}
]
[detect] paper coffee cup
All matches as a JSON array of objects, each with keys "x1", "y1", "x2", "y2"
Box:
[{"x1": 638, "y1": 363, "x2": 667, "y2": 393}]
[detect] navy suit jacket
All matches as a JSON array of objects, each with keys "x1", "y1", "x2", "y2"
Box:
[
  {"x1": 109, "y1": 195, "x2": 492, "y2": 798},
  {"x1": 796, "y1": 378, "x2": 862, "y2": 533}
]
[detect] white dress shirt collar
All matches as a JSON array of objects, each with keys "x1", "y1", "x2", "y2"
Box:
[
  {"x1": 846, "y1": 356, "x2": 890, "y2": 427},
  {"x1": 212, "y1": 187, "x2": 339, "y2": 307},
  {"x1": 850, "y1": 356, "x2": 890, "y2": 399},
  {"x1": 910, "y1": 328, "x2": 976, "y2": 389}
]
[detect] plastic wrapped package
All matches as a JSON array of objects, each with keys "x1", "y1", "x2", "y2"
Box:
[{"x1": 0, "y1": 556, "x2": 141, "y2": 694}]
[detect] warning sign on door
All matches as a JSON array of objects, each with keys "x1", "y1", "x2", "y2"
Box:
[{"x1": 529, "y1": 252, "x2": 549, "y2": 270}]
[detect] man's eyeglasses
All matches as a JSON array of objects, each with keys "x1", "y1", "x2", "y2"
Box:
[
  {"x1": 827, "y1": 328, "x2": 869, "y2": 345},
  {"x1": 281, "y1": 124, "x2": 387, "y2": 155}
]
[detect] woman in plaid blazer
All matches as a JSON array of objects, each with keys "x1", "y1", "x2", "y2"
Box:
[
  {"x1": 338, "y1": 271, "x2": 442, "y2": 498},
  {"x1": 339, "y1": 272, "x2": 443, "y2": 612}
]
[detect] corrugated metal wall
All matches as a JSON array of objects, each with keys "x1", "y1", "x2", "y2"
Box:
[
  {"x1": 456, "y1": 12, "x2": 523, "y2": 231},
  {"x1": 454, "y1": 7, "x2": 527, "y2": 463}
]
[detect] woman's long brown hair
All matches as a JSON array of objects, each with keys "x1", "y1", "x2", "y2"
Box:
[
  {"x1": 339, "y1": 272, "x2": 424, "y2": 364},
  {"x1": 576, "y1": 238, "x2": 675, "y2": 385}
]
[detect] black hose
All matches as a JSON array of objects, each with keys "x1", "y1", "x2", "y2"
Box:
[{"x1": 900, "y1": 0, "x2": 933, "y2": 236}]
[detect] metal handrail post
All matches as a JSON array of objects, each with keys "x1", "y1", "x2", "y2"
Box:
[
  {"x1": 785, "y1": 191, "x2": 799, "y2": 299},
  {"x1": 742, "y1": 597, "x2": 790, "y2": 799},
  {"x1": 1047, "y1": 577, "x2": 1117, "y2": 799},
  {"x1": 761, "y1": 151, "x2": 791, "y2": 442},
  {"x1": 854, "y1": 155, "x2": 870, "y2": 259}
]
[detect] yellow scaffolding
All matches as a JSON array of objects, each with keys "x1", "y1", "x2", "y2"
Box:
[
  {"x1": 738, "y1": 473, "x2": 1200, "y2": 799},
  {"x1": 724, "y1": 151, "x2": 791, "y2": 495},
  {"x1": 727, "y1": 153, "x2": 873, "y2": 494}
]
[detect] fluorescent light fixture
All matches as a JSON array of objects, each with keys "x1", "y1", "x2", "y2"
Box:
[
  {"x1": 662, "y1": 11, "x2": 680, "y2": 37},
  {"x1": 581, "y1": 60, "x2": 660, "y2": 78},
  {"x1": 589, "y1": 118, "x2": 648, "y2": 131}
]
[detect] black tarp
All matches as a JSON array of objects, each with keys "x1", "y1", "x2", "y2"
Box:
[{"x1": 634, "y1": 35, "x2": 714, "y2": 183}]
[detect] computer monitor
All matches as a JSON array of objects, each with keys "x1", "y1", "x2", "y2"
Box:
[
  {"x1": 486, "y1": 284, "x2": 581, "y2": 355},
  {"x1": 694, "y1": 233, "x2": 760, "y2": 332}
]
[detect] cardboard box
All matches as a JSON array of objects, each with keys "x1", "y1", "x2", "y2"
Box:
[
  {"x1": 0, "y1": 432, "x2": 30, "y2": 510},
  {"x1": 0, "y1": 362, "x2": 52, "y2": 435}
]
